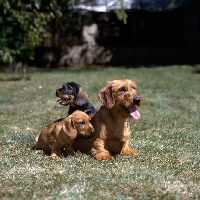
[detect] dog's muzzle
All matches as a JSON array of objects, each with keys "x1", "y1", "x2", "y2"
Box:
[{"x1": 81, "y1": 129, "x2": 95, "y2": 139}]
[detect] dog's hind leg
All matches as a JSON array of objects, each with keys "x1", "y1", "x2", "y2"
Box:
[
  {"x1": 65, "y1": 142, "x2": 76, "y2": 155},
  {"x1": 50, "y1": 141, "x2": 61, "y2": 158}
]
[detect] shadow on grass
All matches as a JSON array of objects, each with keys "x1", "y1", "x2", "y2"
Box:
[
  {"x1": 30, "y1": 145, "x2": 77, "y2": 158},
  {"x1": 194, "y1": 69, "x2": 200, "y2": 74},
  {"x1": 0, "y1": 76, "x2": 31, "y2": 81}
]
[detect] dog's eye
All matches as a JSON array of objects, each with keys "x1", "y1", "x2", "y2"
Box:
[
  {"x1": 80, "y1": 121, "x2": 85, "y2": 125},
  {"x1": 118, "y1": 87, "x2": 126, "y2": 92}
]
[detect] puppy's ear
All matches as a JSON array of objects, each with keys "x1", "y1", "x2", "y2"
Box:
[
  {"x1": 74, "y1": 86, "x2": 88, "y2": 106},
  {"x1": 98, "y1": 83, "x2": 115, "y2": 109},
  {"x1": 62, "y1": 117, "x2": 77, "y2": 139}
]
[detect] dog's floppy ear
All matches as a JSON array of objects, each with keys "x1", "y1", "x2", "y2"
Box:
[
  {"x1": 62, "y1": 117, "x2": 77, "y2": 139},
  {"x1": 74, "y1": 86, "x2": 88, "y2": 106},
  {"x1": 98, "y1": 83, "x2": 115, "y2": 109}
]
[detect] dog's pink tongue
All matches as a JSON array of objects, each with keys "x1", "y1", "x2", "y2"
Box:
[
  {"x1": 129, "y1": 106, "x2": 140, "y2": 120},
  {"x1": 56, "y1": 99, "x2": 62, "y2": 103}
]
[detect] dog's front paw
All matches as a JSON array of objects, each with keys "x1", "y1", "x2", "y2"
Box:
[
  {"x1": 121, "y1": 148, "x2": 139, "y2": 156},
  {"x1": 94, "y1": 152, "x2": 113, "y2": 160}
]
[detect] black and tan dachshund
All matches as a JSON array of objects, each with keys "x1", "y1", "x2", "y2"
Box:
[{"x1": 56, "y1": 82, "x2": 97, "y2": 117}]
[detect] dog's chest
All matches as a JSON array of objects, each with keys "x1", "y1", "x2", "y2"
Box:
[{"x1": 106, "y1": 121, "x2": 130, "y2": 141}]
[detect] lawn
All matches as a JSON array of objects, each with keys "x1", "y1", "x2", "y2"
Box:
[{"x1": 0, "y1": 65, "x2": 199, "y2": 199}]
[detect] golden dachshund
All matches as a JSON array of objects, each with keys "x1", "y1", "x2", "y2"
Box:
[
  {"x1": 72, "y1": 79, "x2": 142, "y2": 160},
  {"x1": 34, "y1": 110, "x2": 95, "y2": 158}
]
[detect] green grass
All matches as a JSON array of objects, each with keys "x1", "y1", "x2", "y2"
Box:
[{"x1": 0, "y1": 65, "x2": 199, "y2": 199}]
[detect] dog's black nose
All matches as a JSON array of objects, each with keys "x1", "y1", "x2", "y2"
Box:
[
  {"x1": 133, "y1": 97, "x2": 140, "y2": 105},
  {"x1": 91, "y1": 129, "x2": 95, "y2": 135},
  {"x1": 56, "y1": 89, "x2": 60, "y2": 96}
]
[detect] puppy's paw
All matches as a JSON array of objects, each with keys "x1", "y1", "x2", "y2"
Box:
[
  {"x1": 36, "y1": 150, "x2": 44, "y2": 154},
  {"x1": 121, "y1": 148, "x2": 139, "y2": 156},
  {"x1": 50, "y1": 153, "x2": 60, "y2": 159}
]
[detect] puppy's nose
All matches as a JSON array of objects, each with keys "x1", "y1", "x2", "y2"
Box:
[
  {"x1": 91, "y1": 129, "x2": 95, "y2": 136},
  {"x1": 56, "y1": 89, "x2": 60, "y2": 96},
  {"x1": 133, "y1": 97, "x2": 140, "y2": 105}
]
